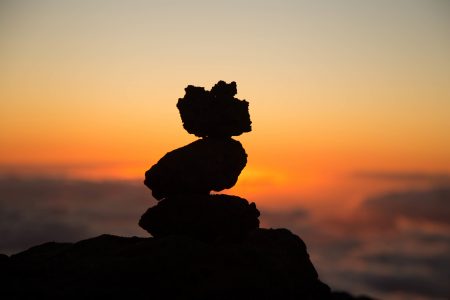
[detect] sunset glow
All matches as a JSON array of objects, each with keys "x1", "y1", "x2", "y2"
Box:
[{"x1": 1, "y1": 1, "x2": 450, "y2": 299}]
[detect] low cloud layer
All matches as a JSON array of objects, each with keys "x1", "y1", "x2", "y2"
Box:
[
  {"x1": 261, "y1": 186, "x2": 450, "y2": 300},
  {"x1": 0, "y1": 177, "x2": 154, "y2": 254},
  {"x1": 0, "y1": 176, "x2": 449, "y2": 300},
  {"x1": 362, "y1": 187, "x2": 450, "y2": 225}
]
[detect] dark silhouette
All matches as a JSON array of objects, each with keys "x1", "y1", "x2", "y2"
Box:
[
  {"x1": 144, "y1": 137, "x2": 247, "y2": 200},
  {"x1": 141, "y1": 80, "x2": 259, "y2": 240},
  {"x1": 0, "y1": 81, "x2": 375, "y2": 299},
  {"x1": 139, "y1": 194, "x2": 260, "y2": 240},
  {"x1": 177, "y1": 81, "x2": 251, "y2": 137},
  {"x1": 1, "y1": 233, "x2": 373, "y2": 299}
]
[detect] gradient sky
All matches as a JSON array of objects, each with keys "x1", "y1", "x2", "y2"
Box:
[
  {"x1": 1, "y1": 0, "x2": 450, "y2": 206},
  {"x1": 2, "y1": 2, "x2": 450, "y2": 299}
]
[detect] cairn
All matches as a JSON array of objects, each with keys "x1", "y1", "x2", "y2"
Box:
[
  {"x1": 139, "y1": 81, "x2": 260, "y2": 241},
  {"x1": 2, "y1": 81, "x2": 337, "y2": 299}
]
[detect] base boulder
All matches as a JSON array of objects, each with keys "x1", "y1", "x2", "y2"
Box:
[{"x1": 139, "y1": 194, "x2": 260, "y2": 241}]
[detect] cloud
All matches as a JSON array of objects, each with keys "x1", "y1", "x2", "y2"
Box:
[
  {"x1": 257, "y1": 186, "x2": 450, "y2": 300},
  {"x1": 336, "y1": 268, "x2": 449, "y2": 300},
  {"x1": 351, "y1": 171, "x2": 450, "y2": 184},
  {"x1": 0, "y1": 177, "x2": 155, "y2": 254},
  {"x1": 260, "y1": 208, "x2": 309, "y2": 228},
  {"x1": 347, "y1": 225, "x2": 450, "y2": 298},
  {"x1": 1, "y1": 176, "x2": 449, "y2": 299},
  {"x1": 319, "y1": 186, "x2": 450, "y2": 299},
  {"x1": 361, "y1": 187, "x2": 450, "y2": 225}
]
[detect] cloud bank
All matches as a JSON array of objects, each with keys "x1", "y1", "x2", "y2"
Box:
[
  {"x1": 0, "y1": 177, "x2": 154, "y2": 254},
  {"x1": 0, "y1": 176, "x2": 448, "y2": 300}
]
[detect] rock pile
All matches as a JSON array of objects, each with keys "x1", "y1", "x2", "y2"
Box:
[
  {"x1": 0, "y1": 81, "x2": 375, "y2": 299},
  {"x1": 134, "y1": 81, "x2": 338, "y2": 299},
  {"x1": 139, "y1": 81, "x2": 260, "y2": 241}
]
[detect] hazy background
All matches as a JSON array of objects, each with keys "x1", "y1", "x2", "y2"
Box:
[{"x1": 1, "y1": 1, "x2": 449, "y2": 299}]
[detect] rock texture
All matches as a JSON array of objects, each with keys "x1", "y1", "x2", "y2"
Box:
[
  {"x1": 139, "y1": 194, "x2": 260, "y2": 240},
  {"x1": 177, "y1": 81, "x2": 251, "y2": 137},
  {"x1": 144, "y1": 138, "x2": 247, "y2": 200}
]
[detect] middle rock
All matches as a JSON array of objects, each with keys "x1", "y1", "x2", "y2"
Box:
[{"x1": 145, "y1": 137, "x2": 247, "y2": 200}]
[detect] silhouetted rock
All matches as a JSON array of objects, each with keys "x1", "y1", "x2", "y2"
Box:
[
  {"x1": 3, "y1": 231, "x2": 338, "y2": 299},
  {"x1": 145, "y1": 138, "x2": 247, "y2": 200},
  {"x1": 139, "y1": 194, "x2": 260, "y2": 241},
  {"x1": 0, "y1": 254, "x2": 9, "y2": 274},
  {"x1": 0, "y1": 80, "x2": 376, "y2": 299},
  {"x1": 177, "y1": 81, "x2": 251, "y2": 137},
  {"x1": 2, "y1": 233, "x2": 376, "y2": 300}
]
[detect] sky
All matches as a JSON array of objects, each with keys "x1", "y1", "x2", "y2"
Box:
[{"x1": 1, "y1": 1, "x2": 450, "y2": 299}]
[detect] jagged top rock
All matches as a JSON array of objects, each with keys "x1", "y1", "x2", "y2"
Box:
[{"x1": 177, "y1": 81, "x2": 252, "y2": 137}]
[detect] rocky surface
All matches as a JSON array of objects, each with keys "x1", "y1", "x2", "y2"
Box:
[
  {"x1": 0, "y1": 233, "x2": 374, "y2": 299},
  {"x1": 177, "y1": 81, "x2": 251, "y2": 137},
  {"x1": 139, "y1": 194, "x2": 260, "y2": 241},
  {"x1": 144, "y1": 138, "x2": 247, "y2": 200}
]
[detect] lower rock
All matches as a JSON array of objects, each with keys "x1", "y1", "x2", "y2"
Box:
[
  {"x1": 3, "y1": 230, "x2": 337, "y2": 299},
  {"x1": 139, "y1": 194, "x2": 260, "y2": 241}
]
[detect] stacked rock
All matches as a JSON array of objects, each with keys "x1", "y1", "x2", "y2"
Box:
[{"x1": 139, "y1": 81, "x2": 260, "y2": 241}]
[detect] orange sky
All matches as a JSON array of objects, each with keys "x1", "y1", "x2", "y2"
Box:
[{"x1": 1, "y1": 0, "x2": 450, "y2": 210}]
